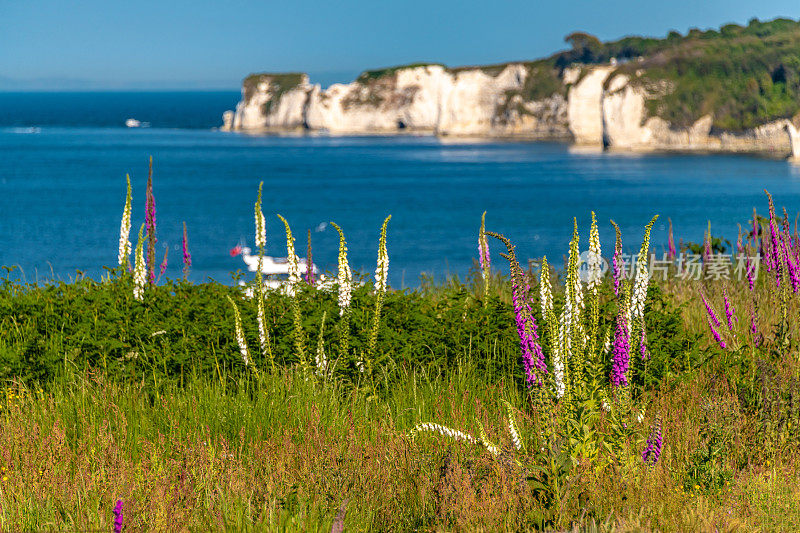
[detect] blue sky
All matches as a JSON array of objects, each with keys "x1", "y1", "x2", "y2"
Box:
[{"x1": 1, "y1": 0, "x2": 798, "y2": 90}]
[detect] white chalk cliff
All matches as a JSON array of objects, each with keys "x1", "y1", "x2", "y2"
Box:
[{"x1": 222, "y1": 64, "x2": 800, "y2": 158}]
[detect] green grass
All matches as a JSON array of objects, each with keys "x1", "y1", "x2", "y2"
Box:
[{"x1": 5, "y1": 191, "x2": 800, "y2": 530}]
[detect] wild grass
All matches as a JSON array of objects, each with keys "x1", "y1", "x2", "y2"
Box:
[
  {"x1": 2, "y1": 180, "x2": 800, "y2": 530},
  {"x1": 0, "y1": 354, "x2": 798, "y2": 531}
]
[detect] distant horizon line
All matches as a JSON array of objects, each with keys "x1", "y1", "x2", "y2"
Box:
[{"x1": 0, "y1": 88, "x2": 242, "y2": 93}]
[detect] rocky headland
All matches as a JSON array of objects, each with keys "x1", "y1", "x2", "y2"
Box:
[{"x1": 222, "y1": 19, "x2": 800, "y2": 159}]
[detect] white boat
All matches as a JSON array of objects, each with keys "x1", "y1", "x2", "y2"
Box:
[
  {"x1": 125, "y1": 118, "x2": 141, "y2": 128},
  {"x1": 230, "y1": 244, "x2": 326, "y2": 290}
]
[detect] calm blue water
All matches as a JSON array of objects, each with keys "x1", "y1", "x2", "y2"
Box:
[{"x1": 2, "y1": 91, "x2": 800, "y2": 286}]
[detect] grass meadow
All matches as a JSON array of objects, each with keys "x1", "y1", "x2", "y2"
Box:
[{"x1": 0, "y1": 182, "x2": 799, "y2": 531}]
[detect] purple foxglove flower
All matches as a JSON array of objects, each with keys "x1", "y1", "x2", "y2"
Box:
[
  {"x1": 182, "y1": 221, "x2": 191, "y2": 278},
  {"x1": 479, "y1": 240, "x2": 490, "y2": 271},
  {"x1": 611, "y1": 308, "x2": 630, "y2": 387},
  {"x1": 746, "y1": 253, "x2": 756, "y2": 292},
  {"x1": 707, "y1": 315, "x2": 726, "y2": 349},
  {"x1": 736, "y1": 225, "x2": 744, "y2": 256},
  {"x1": 145, "y1": 159, "x2": 157, "y2": 285},
  {"x1": 780, "y1": 231, "x2": 800, "y2": 293},
  {"x1": 159, "y1": 248, "x2": 168, "y2": 277},
  {"x1": 642, "y1": 416, "x2": 663, "y2": 464},
  {"x1": 750, "y1": 302, "x2": 762, "y2": 347},
  {"x1": 752, "y1": 207, "x2": 759, "y2": 245},
  {"x1": 770, "y1": 218, "x2": 782, "y2": 286},
  {"x1": 722, "y1": 288, "x2": 735, "y2": 332},
  {"x1": 701, "y1": 292, "x2": 721, "y2": 328},
  {"x1": 782, "y1": 207, "x2": 792, "y2": 244},
  {"x1": 113, "y1": 499, "x2": 123, "y2": 533},
  {"x1": 762, "y1": 231, "x2": 773, "y2": 273},
  {"x1": 512, "y1": 280, "x2": 546, "y2": 387},
  {"x1": 612, "y1": 252, "x2": 622, "y2": 296}
]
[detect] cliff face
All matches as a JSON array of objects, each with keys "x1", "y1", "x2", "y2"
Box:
[
  {"x1": 223, "y1": 64, "x2": 571, "y2": 138},
  {"x1": 222, "y1": 64, "x2": 799, "y2": 158}
]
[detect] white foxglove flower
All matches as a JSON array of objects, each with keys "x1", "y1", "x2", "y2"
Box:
[
  {"x1": 412, "y1": 423, "x2": 478, "y2": 444},
  {"x1": 539, "y1": 256, "x2": 552, "y2": 317},
  {"x1": 374, "y1": 215, "x2": 391, "y2": 294},
  {"x1": 132, "y1": 224, "x2": 146, "y2": 301},
  {"x1": 331, "y1": 222, "x2": 352, "y2": 315},
  {"x1": 277, "y1": 215, "x2": 301, "y2": 293},
  {"x1": 256, "y1": 299, "x2": 268, "y2": 357},
  {"x1": 117, "y1": 174, "x2": 132, "y2": 267},
  {"x1": 587, "y1": 212, "x2": 603, "y2": 292},
  {"x1": 629, "y1": 216, "x2": 658, "y2": 329},
  {"x1": 553, "y1": 310, "x2": 567, "y2": 398},
  {"x1": 227, "y1": 295, "x2": 251, "y2": 368},
  {"x1": 255, "y1": 207, "x2": 266, "y2": 250},
  {"x1": 503, "y1": 400, "x2": 523, "y2": 451}
]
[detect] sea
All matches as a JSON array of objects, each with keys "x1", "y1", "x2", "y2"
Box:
[{"x1": 1, "y1": 90, "x2": 799, "y2": 287}]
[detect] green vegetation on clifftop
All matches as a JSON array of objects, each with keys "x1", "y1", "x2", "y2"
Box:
[{"x1": 559, "y1": 18, "x2": 800, "y2": 130}]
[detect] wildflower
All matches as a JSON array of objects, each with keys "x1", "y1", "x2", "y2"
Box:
[
  {"x1": 305, "y1": 229, "x2": 315, "y2": 286},
  {"x1": 587, "y1": 211, "x2": 603, "y2": 293},
  {"x1": 478, "y1": 210, "x2": 490, "y2": 276},
  {"x1": 488, "y1": 231, "x2": 546, "y2": 388},
  {"x1": 279, "y1": 215, "x2": 308, "y2": 373},
  {"x1": 703, "y1": 221, "x2": 712, "y2": 265},
  {"x1": 642, "y1": 415, "x2": 663, "y2": 464},
  {"x1": 553, "y1": 310, "x2": 567, "y2": 397},
  {"x1": 276, "y1": 215, "x2": 301, "y2": 290},
  {"x1": 256, "y1": 295, "x2": 270, "y2": 367},
  {"x1": 476, "y1": 421, "x2": 501, "y2": 456},
  {"x1": 411, "y1": 422, "x2": 477, "y2": 444},
  {"x1": 539, "y1": 256, "x2": 552, "y2": 317},
  {"x1": 707, "y1": 315, "x2": 727, "y2": 349},
  {"x1": 611, "y1": 220, "x2": 623, "y2": 296},
  {"x1": 722, "y1": 288, "x2": 735, "y2": 332},
  {"x1": 667, "y1": 217, "x2": 676, "y2": 260},
  {"x1": 132, "y1": 224, "x2": 146, "y2": 301},
  {"x1": 512, "y1": 279, "x2": 546, "y2": 386},
  {"x1": 629, "y1": 216, "x2": 658, "y2": 326},
  {"x1": 701, "y1": 292, "x2": 721, "y2": 328},
  {"x1": 766, "y1": 191, "x2": 782, "y2": 283},
  {"x1": 145, "y1": 157, "x2": 157, "y2": 285},
  {"x1": 746, "y1": 253, "x2": 756, "y2": 291},
  {"x1": 539, "y1": 256, "x2": 553, "y2": 312},
  {"x1": 611, "y1": 303, "x2": 630, "y2": 387},
  {"x1": 159, "y1": 247, "x2": 168, "y2": 277},
  {"x1": 567, "y1": 219, "x2": 584, "y2": 316},
  {"x1": 374, "y1": 216, "x2": 391, "y2": 294},
  {"x1": 780, "y1": 230, "x2": 800, "y2": 292},
  {"x1": 226, "y1": 295, "x2": 252, "y2": 368},
  {"x1": 736, "y1": 225, "x2": 744, "y2": 255},
  {"x1": 503, "y1": 400, "x2": 523, "y2": 451},
  {"x1": 182, "y1": 222, "x2": 191, "y2": 279},
  {"x1": 752, "y1": 207, "x2": 759, "y2": 244},
  {"x1": 254, "y1": 189, "x2": 266, "y2": 252},
  {"x1": 113, "y1": 499, "x2": 123, "y2": 533},
  {"x1": 367, "y1": 216, "x2": 392, "y2": 374},
  {"x1": 117, "y1": 174, "x2": 132, "y2": 268},
  {"x1": 750, "y1": 302, "x2": 761, "y2": 346},
  {"x1": 330, "y1": 222, "x2": 352, "y2": 315}
]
